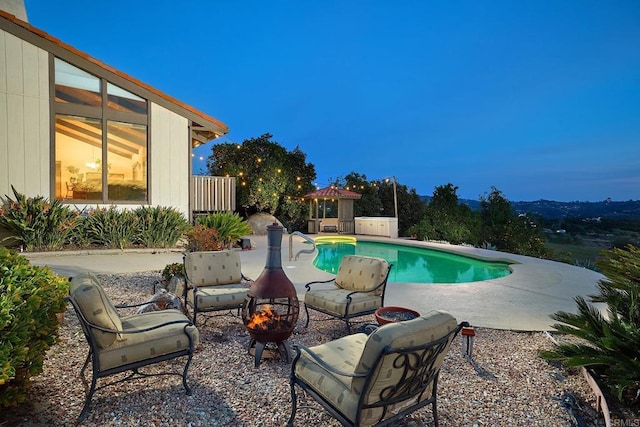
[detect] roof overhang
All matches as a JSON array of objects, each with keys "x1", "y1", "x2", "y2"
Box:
[
  {"x1": 0, "y1": 9, "x2": 229, "y2": 146},
  {"x1": 303, "y1": 186, "x2": 362, "y2": 200}
]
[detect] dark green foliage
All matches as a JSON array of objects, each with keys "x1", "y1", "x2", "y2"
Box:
[
  {"x1": 134, "y1": 206, "x2": 191, "y2": 248},
  {"x1": 162, "y1": 262, "x2": 185, "y2": 283},
  {"x1": 339, "y1": 173, "x2": 427, "y2": 236},
  {"x1": 479, "y1": 187, "x2": 549, "y2": 257},
  {"x1": 196, "y1": 212, "x2": 252, "y2": 249},
  {"x1": 207, "y1": 134, "x2": 316, "y2": 225},
  {"x1": 0, "y1": 186, "x2": 78, "y2": 251},
  {"x1": 409, "y1": 184, "x2": 478, "y2": 245},
  {"x1": 341, "y1": 173, "x2": 383, "y2": 217},
  {"x1": 277, "y1": 198, "x2": 308, "y2": 233},
  {"x1": 79, "y1": 206, "x2": 139, "y2": 249},
  {"x1": 0, "y1": 189, "x2": 195, "y2": 251},
  {"x1": 0, "y1": 247, "x2": 70, "y2": 406},
  {"x1": 541, "y1": 245, "x2": 640, "y2": 405}
]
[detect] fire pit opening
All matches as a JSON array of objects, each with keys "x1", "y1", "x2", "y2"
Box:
[{"x1": 241, "y1": 223, "x2": 299, "y2": 367}]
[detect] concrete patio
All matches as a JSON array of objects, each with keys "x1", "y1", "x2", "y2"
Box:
[{"x1": 25, "y1": 234, "x2": 604, "y2": 331}]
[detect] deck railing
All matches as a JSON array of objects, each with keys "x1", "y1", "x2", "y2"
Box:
[{"x1": 191, "y1": 175, "x2": 236, "y2": 213}]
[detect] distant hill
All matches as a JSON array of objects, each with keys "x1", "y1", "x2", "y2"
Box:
[{"x1": 420, "y1": 197, "x2": 640, "y2": 220}]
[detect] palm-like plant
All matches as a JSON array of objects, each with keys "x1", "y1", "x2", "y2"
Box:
[
  {"x1": 196, "y1": 212, "x2": 252, "y2": 249},
  {"x1": 540, "y1": 245, "x2": 640, "y2": 405}
]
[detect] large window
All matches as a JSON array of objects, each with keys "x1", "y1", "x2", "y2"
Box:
[{"x1": 53, "y1": 59, "x2": 148, "y2": 202}]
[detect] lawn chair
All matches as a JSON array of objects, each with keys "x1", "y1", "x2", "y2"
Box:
[
  {"x1": 67, "y1": 272, "x2": 198, "y2": 423},
  {"x1": 181, "y1": 250, "x2": 252, "y2": 326},
  {"x1": 303, "y1": 255, "x2": 392, "y2": 333},
  {"x1": 288, "y1": 310, "x2": 467, "y2": 426}
]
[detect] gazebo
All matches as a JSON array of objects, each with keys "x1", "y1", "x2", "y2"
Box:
[{"x1": 303, "y1": 186, "x2": 362, "y2": 234}]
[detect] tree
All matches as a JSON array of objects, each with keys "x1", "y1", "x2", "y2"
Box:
[
  {"x1": 341, "y1": 172, "x2": 382, "y2": 217},
  {"x1": 479, "y1": 187, "x2": 548, "y2": 257},
  {"x1": 207, "y1": 134, "x2": 316, "y2": 229},
  {"x1": 338, "y1": 173, "x2": 426, "y2": 236},
  {"x1": 410, "y1": 183, "x2": 477, "y2": 245}
]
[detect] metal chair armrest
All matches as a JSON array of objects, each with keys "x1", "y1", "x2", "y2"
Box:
[
  {"x1": 304, "y1": 278, "x2": 335, "y2": 291},
  {"x1": 84, "y1": 317, "x2": 194, "y2": 335}
]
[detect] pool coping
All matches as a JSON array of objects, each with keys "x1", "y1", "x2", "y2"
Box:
[{"x1": 25, "y1": 233, "x2": 605, "y2": 332}]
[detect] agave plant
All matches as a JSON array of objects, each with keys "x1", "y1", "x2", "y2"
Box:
[
  {"x1": 540, "y1": 245, "x2": 640, "y2": 405},
  {"x1": 196, "y1": 212, "x2": 252, "y2": 249}
]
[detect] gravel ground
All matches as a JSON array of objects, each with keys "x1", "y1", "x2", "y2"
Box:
[{"x1": 2, "y1": 271, "x2": 605, "y2": 426}]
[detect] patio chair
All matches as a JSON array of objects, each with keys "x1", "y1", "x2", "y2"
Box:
[
  {"x1": 303, "y1": 255, "x2": 392, "y2": 333},
  {"x1": 181, "y1": 250, "x2": 252, "y2": 326},
  {"x1": 66, "y1": 272, "x2": 199, "y2": 423},
  {"x1": 288, "y1": 310, "x2": 467, "y2": 427}
]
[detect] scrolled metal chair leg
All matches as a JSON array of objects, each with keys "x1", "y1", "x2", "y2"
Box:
[
  {"x1": 182, "y1": 353, "x2": 193, "y2": 395},
  {"x1": 303, "y1": 304, "x2": 310, "y2": 328},
  {"x1": 287, "y1": 381, "x2": 298, "y2": 426},
  {"x1": 77, "y1": 373, "x2": 97, "y2": 423}
]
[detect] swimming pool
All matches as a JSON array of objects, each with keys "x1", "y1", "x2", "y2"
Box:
[{"x1": 314, "y1": 240, "x2": 511, "y2": 283}]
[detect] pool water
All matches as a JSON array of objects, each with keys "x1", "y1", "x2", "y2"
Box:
[{"x1": 314, "y1": 241, "x2": 511, "y2": 283}]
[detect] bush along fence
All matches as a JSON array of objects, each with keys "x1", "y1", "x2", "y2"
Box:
[{"x1": 0, "y1": 187, "x2": 253, "y2": 252}]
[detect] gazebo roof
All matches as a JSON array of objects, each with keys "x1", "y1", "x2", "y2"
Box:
[{"x1": 303, "y1": 186, "x2": 362, "y2": 200}]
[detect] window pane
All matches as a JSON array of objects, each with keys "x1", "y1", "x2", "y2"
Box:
[
  {"x1": 107, "y1": 121, "x2": 147, "y2": 201},
  {"x1": 55, "y1": 115, "x2": 103, "y2": 201},
  {"x1": 54, "y1": 58, "x2": 102, "y2": 107},
  {"x1": 107, "y1": 82, "x2": 147, "y2": 114}
]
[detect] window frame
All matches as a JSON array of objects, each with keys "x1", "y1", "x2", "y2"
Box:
[{"x1": 51, "y1": 57, "x2": 150, "y2": 204}]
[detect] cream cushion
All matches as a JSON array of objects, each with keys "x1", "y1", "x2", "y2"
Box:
[
  {"x1": 185, "y1": 284, "x2": 248, "y2": 309},
  {"x1": 184, "y1": 250, "x2": 243, "y2": 286},
  {"x1": 335, "y1": 255, "x2": 389, "y2": 294},
  {"x1": 294, "y1": 310, "x2": 457, "y2": 426},
  {"x1": 70, "y1": 272, "x2": 122, "y2": 348},
  {"x1": 182, "y1": 250, "x2": 248, "y2": 311},
  {"x1": 303, "y1": 289, "x2": 382, "y2": 317},
  {"x1": 98, "y1": 309, "x2": 199, "y2": 371}
]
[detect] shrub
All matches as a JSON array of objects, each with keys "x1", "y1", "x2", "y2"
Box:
[
  {"x1": 541, "y1": 245, "x2": 640, "y2": 406},
  {"x1": 134, "y1": 206, "x2": 191, "y2": 248},
  {"x1": 196, "y1": 212, "x2": 252, "y2": 249},
  {"x1": 162, "y1": 262, "x2": 185, "y2": 284},
  {"x1": 79, "y1": 207, "x2": 139, "y2": 249},
  {"x1": 0, "y1": 186, "x2": 78, "y2": 251},
  {"x1": 0, "y1": 247, "x2": 70, "y2": 407},
  {"x1": 185, "y1": 224, "x2": 226, "y2": 252}
]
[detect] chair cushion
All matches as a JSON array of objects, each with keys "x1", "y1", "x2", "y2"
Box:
[
  {"x1": 335, "y1": 255, "x2": 389, "y2": 294},
  {"x1": 98, "y1": 309, "x2": 199, "y2": 371},
  {"x1": 354, "y1": 311, "x2": 458, "y2": 398},
  {"x1": 304, "y1": 288, "x2": 382, "y2": 317},
  {"x1": 70, "y1": 272, "x2": 122, "y2": 349},
  {"x1": 184, "y1": 250, "x2": 243, "y2": 287},
  {"x1": 295, "y1": 333, "x2": 367, "y2": 423},
  {"x1": 294, "y1": 310, "x2": 458, "y2": 426},
  {"x1": 187, "y1": 284, "x2": 248, "y2": 310}
]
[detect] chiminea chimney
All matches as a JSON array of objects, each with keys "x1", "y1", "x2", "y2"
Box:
[
  {"x1": 241, "y1": 223, "x2": 299, "y2": 367},
  {"x1": 0, "y1": 0, "x2": 29, "y2": 22}
]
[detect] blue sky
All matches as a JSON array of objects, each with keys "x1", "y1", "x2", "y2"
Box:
[{"x1": 26, "y1": 1, "x2": 640, "y2": 201}]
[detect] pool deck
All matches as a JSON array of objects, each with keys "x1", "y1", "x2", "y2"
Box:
[{"x1": 24, "y1": 233, "x2": 605, "y2": 331}]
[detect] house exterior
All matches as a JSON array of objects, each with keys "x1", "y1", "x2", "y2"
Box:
[{"x1": 0, "y1": 4, "x2": 230, "y2": 219}]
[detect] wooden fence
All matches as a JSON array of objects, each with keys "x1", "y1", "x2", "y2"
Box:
[{"x1": 191, "y1": 175, "x2": 236, "y2": 214}]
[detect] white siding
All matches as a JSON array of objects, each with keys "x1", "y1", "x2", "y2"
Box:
[
  {"x1": 150, "y1": 103, "x2": 189, "y2": 217},
  {"x1": 0, "y1": 30, "x2": 49, "y2": 199}
]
